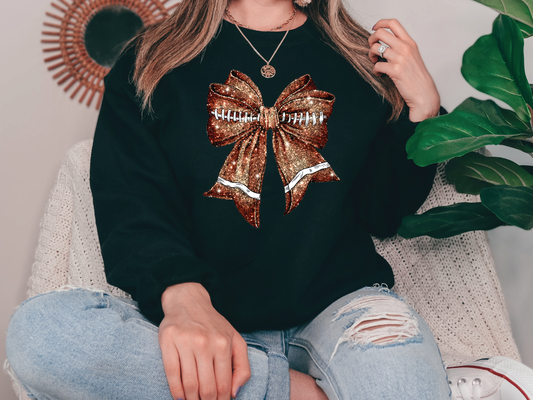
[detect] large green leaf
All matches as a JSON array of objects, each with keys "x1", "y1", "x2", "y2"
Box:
[
  {"x1": 494, "y1": 16, "x2": 533, "y2": 107},
  {"x1": 515, "y1": 19, "x2": 533, "y2": 37},
  {"x1": 500, "y1": 104, "x2": 533, "y2": 152},
  {"x1": 446, "y1": 152, "x2": 533, "y2": 194},
  {"x1": 462, "y1": 14, "x2": 532, "y2": 122},
  {"x1": 501, "y1": 106, "x2": 532, "y2": 131},
  {"x1": 397, "y1": 202, "x2": 505, "y2": 239},
  {"x1": 480, "y1": 185, "x2": 533, "y2": 229},
  {"x1": 521, "y1": 165, "x2": 533, "y2": 174},
  {"x1": 471, "y1": 0, "x2": 533, "y2": 37},
  {"x1": 406, "y1": 98, "x2": 527, "y2": 166}
]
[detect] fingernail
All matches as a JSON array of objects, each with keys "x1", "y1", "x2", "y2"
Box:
[
  {"x1": 372, "y1": 24, "x2": 376, "y2": 30},
  {"x1": 234, "y1": 386, "x2": 243, "y2": 398}
]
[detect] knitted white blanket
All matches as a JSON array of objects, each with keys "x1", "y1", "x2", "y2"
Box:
[{"x1": 6, "y1": 140, "x2": 521, "y2": 399}]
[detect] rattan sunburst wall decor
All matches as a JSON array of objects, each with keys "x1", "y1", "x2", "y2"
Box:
[{"x1": 42, "y1": 0, "x2": 178, "y2": 109}]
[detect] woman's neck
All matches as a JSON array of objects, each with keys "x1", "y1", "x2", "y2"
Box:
[{"x1": 224, "y1": 0, "x2": 307, "y2": 31}]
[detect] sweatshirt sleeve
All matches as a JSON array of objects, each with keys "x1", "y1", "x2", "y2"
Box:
[
  {"x1": 356, "y1": 103, "x2": 447, "y2": 239},
  {"x1": 90, "y1": 43, "x2": 223, "y2": 326}
]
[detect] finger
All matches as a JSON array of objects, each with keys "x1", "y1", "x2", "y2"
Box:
[
  {"x1": 231, "y1": 336, "x2": 251, "y2": 399},
  {"x1": 369, "y1": 42, "x2": 396, "y2": 64},
  {"x1": 161, "y1": 338, "x2": 185, "y2": 400},
  {"x1": 372, "y1": 18, "x2": 413, "y2": 42},
  {"x1": 368, "y1": 27, "x2": 401, "y2": 50},
  {"x1": 179, "y1": 349, "x2": 200, "y2": 400},
  {"x1": 213, "y1": 338, "x2": 232, "y2": 400},
  {"x1": 196, "y1": 352, "x2": 218, "y2": 400},
  {"x1": 372, "y1": 59, "x2": 400, "y2": 78}
]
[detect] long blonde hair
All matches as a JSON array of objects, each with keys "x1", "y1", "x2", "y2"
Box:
[{"x1": 132, "y1": 0, "x2": 405, "y2": 123}]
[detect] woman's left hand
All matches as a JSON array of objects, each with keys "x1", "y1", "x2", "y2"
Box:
[{"x1": 369, "y1": 19, "x2": 441, "y2": 122}]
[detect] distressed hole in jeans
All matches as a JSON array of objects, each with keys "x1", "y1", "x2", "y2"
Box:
[{"x1": 328, "y1": 295, "x2": 420, "y2": 365}]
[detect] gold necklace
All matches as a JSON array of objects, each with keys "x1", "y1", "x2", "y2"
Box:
[
  {"x1": 225, "y1": 9, "x2": 297, "y2": 78},
  {"x1": 225, "y1": 8, "x2": 297, "y2": 32}
]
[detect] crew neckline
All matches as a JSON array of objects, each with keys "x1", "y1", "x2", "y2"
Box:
[{"x1": 219, "y1": 16, "x2": 318, "y2": 46}]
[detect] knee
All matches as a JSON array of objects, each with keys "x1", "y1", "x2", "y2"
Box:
[
  {"x1": 328, "y1": 291, "x2": 422, "y2": 363},
  {"x1": 324, "y1": 290, "x2": 449, "y2": 398},
  {"x1": 335, "y1": 293, "x2": 419, "y2": 345}
]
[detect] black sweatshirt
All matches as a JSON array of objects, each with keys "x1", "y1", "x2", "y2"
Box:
[{"x1": 90, "y1": 17, "x2": 443, "y2": 332}]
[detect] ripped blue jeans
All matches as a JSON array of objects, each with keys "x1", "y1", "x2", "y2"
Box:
[{"x1": 6, "y1": 286, "x2": 451, "y2": 400}]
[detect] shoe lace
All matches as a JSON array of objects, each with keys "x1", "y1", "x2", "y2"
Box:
[{"x1": 452, "y1": 377, "x2": 482, "y2": 400}]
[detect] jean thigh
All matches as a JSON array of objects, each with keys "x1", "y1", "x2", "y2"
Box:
[
  {"x1": 287, "y1": 286, "x2": 451, "y2": 400},
  {"x1": 6, "y1": 288, "x2": 172, "y2": 400}
]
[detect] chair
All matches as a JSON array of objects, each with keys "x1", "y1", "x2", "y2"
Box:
[{"x1": 5, "y1": 140, "x2": 521, "y2": 399}]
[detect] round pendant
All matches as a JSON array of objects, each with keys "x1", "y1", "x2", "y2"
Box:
[{"x1": 261, "y1": 64, "x2": 276, "y2": 78}]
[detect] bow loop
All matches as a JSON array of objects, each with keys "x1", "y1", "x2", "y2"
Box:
[
  {"x1": 277, "y1": 89, "x2": 335, "y2": 149},
  {"x1": 207, "y1": 82, "x2": 261, "y2": 147},
  {"x1": 226, "y1": 70, "x2": 263, "y2": 105},
  {"x1": 274, "y1": 74, "x2": 317, "y2": 107}
]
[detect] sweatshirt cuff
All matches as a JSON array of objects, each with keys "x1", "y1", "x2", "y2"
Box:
[{"x1": 136, "y1": 255, "x2": 223, "y2": 326}]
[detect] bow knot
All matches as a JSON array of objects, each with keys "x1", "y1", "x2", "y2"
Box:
[
  {"x1": 204, "y1": 70, "x2": 339, "y2": 228},
  {"x1": 260, "y1": 106, "x2": 279, "y2": 131}
]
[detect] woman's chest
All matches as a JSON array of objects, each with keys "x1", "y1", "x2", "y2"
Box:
[{"x1": 154, "y1": 55, "x2": 387, "y2": 193}]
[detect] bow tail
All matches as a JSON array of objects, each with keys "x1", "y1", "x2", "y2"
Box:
[
  {"x1": 272, "y1": 129, "x2": 340, "y2": 215},
  {"x1": 204, "y1": 128, "x2": 267, "y2": 228}
]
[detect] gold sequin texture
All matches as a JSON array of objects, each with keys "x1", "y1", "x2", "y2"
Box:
[{"x1": 204, "y1": 70, "x2": 339, "y2": 228}]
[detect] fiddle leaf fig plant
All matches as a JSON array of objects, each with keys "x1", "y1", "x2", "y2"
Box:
[
  {"x1": 445, "y1": 152, "x2": 533, "y2": 194},
  {"x1": 405, "y1": 97, "x2": 528, "y2": 166},
  {"x1": 481, "y1": 185, "x2": 533, "y2": 229},
  {"x1": 463, "y1": 12, "x2": 533, "y2": 122},
  {"x1": 398, "y1": 9, "x2": 533, "y2": 239},
  {"x1": 398, "y1": 203, "x2": 505, "y2": 239}
]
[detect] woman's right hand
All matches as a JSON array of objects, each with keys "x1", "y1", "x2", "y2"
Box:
[{"x1": 160, "y1": 282, "x2": 251, "y2": 400}]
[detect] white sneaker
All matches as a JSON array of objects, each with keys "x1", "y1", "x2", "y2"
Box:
[{"x1": 446, "y1": 356, "x2": 533, "y2": 399}]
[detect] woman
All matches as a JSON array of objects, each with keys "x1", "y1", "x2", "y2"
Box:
[{"x1": 7, "y1": 0, "x2": 449, "y2": 399}]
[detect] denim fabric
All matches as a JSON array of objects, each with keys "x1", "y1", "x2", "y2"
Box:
[
  {"x1": 6, "y1": 286, "x2": 451, "y2": 399},
  {"x1": 285, "y1": 286, "x2": 452, "y2": 399}
]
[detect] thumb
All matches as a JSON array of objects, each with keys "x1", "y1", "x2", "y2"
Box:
[{"x1": 231, "y1": 335, "x2": 251, "y2": 399}]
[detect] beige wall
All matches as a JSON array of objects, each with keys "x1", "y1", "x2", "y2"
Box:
[{"x1": 1, "y1": 0, "x2": 532, "y2": 398}]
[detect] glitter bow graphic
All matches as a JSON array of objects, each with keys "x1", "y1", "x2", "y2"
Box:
[{"x1": 204, "y1": 70, "x2": 339, "y2": 228}]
